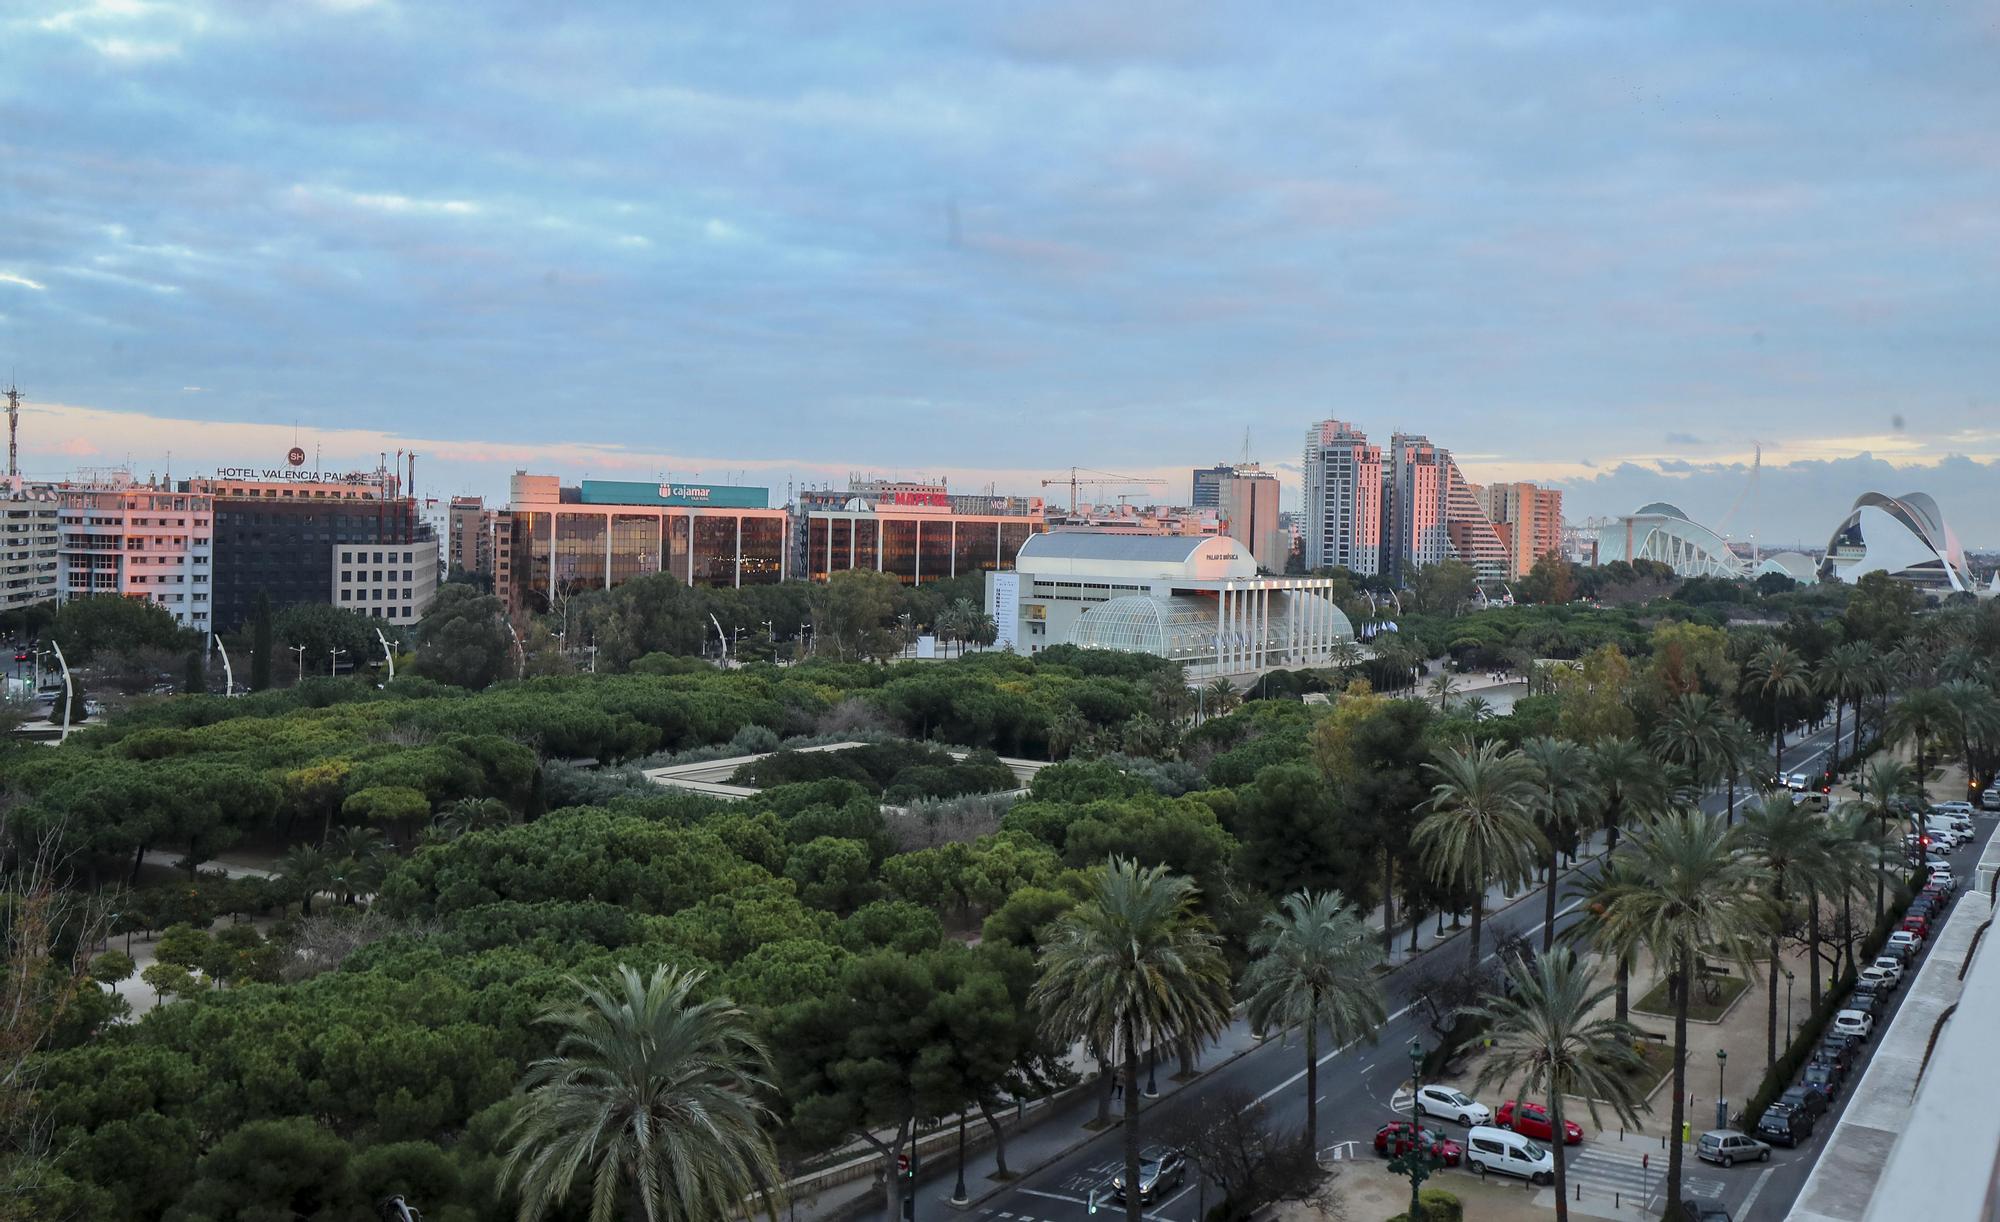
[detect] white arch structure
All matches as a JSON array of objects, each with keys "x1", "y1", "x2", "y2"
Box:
[
  {"x1": 1821, "y1": 491, "x2": 1973, "y2": 593},
  {"x1": 1594, "y1": 502, "x2": 1751, "y2": 579}
]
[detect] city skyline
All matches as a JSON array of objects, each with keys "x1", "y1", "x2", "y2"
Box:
[{"x1": 5, "y1": 2, "x2": 2000, "y2": 544}]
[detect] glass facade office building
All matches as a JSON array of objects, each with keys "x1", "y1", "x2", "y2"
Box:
[
  {"x1": 802, "y1": 512, "x2": 1041, "y2": 584},
  {"x1": 505, "y1": 475, "x2": 787, "y2": 612}
]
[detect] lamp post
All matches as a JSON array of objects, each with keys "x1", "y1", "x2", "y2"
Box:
[
  {"x1": 329, "y1": 646, "x2": 349, "y2": 677},
  {"x1": 1715, "y1": 1049, "x2": 1729, "y2": 1130},
  {"x1": 951, "y1": 1110, "x2": 968, "y2": 1205},
  {"x1": 1144, "y1": 1046, "x2": 1159, "y2": 1098},
  {"x1": 1784, "y1": 971, "x2": 1795, "y2": 1034},
  {"x1": 289, "y1": 644, "x2": 306, "y2": 684},
  {"x1": 1388, "y1": 1037, "x2": 1441, "y2": 1221}
]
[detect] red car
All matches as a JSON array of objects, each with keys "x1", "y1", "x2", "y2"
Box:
[
  {"x1": 1375, "y1": 1121, "x2": 1462, "y2": 1166},
  {"x1": 1902, "y1": 914, "x2": 1931, "y2": 938},
  {"x1": 1495, "y1": 1100, "x2": 1583, "y2": 1145}
]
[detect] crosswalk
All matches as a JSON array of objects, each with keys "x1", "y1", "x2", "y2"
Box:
[{"x1": 1561, "y1": 1145, "x2": 1727, "y2": 1205}]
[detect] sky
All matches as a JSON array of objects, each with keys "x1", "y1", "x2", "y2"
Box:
[{"x1": 3, "y1": 1, "x2": 1999, "y2": 546}]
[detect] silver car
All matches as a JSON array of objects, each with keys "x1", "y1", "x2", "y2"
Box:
[{"x1": 1695, "y1": 1130, "x2": 1771, "y2": 1168}]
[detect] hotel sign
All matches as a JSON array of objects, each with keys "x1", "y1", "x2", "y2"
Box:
[{"x1": 215, "y1": 467, "x2": 374, "y2": 484}]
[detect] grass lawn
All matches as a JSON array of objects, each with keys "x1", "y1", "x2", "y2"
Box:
[{"x1": 1632, "y1": 972, "x2": 1751, "y2": 1022}]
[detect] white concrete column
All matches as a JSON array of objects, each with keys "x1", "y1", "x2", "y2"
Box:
[
  {"x1": 734, "y1": 515, "x2": 743, "y2": 589},
  {"x1": 603, "y1": 512, "x2": 613, "y2": 588},
  {"x1": 1257, "y1": 585, "x2": 1269, "y2": 672}
]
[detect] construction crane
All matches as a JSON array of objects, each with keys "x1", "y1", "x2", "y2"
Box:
[
  {"x1": 1040, "y1": 467, "x2": 1167, "y2": 513},
  {"x1": 1715, "y1": 441, "x2": 1763, "y2": 539}
]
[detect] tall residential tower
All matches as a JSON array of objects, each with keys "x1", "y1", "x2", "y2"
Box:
[{"x1": 1301, "y1": 420, "x2": 1382, "y2": 576}]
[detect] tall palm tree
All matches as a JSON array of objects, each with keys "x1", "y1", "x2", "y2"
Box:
[
  {"x1": 1940, "y1": 680, "x2": 2000, "y2": 800},
  {"x1": 1817, "y1": 644, "x2": 1873, "y2": 781},
  {"x1": 1566, "y1": 857, "x2": 1646, "y2": 1023},
  {"x1": 1885, "y1": 686, "x2": 1955, "y2": 802},
  {"x1": 1471, "y1": 950, "x2": 1646, "y2": 1222},
  {"x1": 1599, "y1": 809, "x2": 1769, "y2": 1220},
  {"x1": 1588, "y1": 737, "x2": 1660, "y2": 853},
  {"x1": 1736, "y1": 795, "x2": 1829, "y2": 1068},
  {"x1": 1650, "y1": 693, "x2": 1727, "y2": 802},
  {"x1": 500, "y1": 965, "x2": 780, "y2": 1222},
  {"x1": 437, "y1": 796, "x2": 515, "y2": 839},
  {"x1": 1520, "y1": 737, "x2": 1599, "y2": 954},
  {"x1": 1032, "y1": 859, "x2": 1233, "y2": 1222},
  {"x1": 330, "y1": 825, "x2": 386, "y2": 905},
  {"x1": 1938, "y1": 643, "x2": 1991, "y2": 687},
  {"x1": 1715, "y1": 717, "x2": 1764, "y2": 825},
  {"x1": 1744, "y1": 641, "x2": 1811, "y2": 778},
  {"x1": 1202, "y1": 676, "x2": 1240, "y2": 719},
  {"x1": 1460, "y1": 695, "x2": 1495, "y2": 723},
  {"x1": 1819, "y1": 806, "x2": 1882, "y2": 982},
  {"x1": 1856, "y1": 758, "x2": 1914, "y2": 917},
  {"x1": 277, "y1": 844, "x2": 333, "y2": 917},
  {"x1": 1426, "y1": 670, "x2": 1460, "y2": 711},
  {"x1": 1847, "y1": 646, "x2": 1888, "y2": 765},
  {"x1": 1240, "y1": 890, "x2": 1386, "y2": 1148},
  {"x1": 1413, "y1": 742, "x2": 1545, "y2": 969}
]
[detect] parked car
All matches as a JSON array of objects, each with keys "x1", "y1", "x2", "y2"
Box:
[
  {"x1": 1982, "y1": 788, "x2": 2000, "y2": 812},
  {"x1": 1375, "y1": 1121, "x2": 1462, "y2": 1166},
  {"x1": 1695, "y1": 1130, "x2": 1771, "y2": 1167},
  {"x1": 1832, "y1": 1009, "x2": 1875, "y2": 1040},
  {"x1": 1928, "y1": 870, "x2": 1956, "y2": 892},
  {"x1": 1934, "y1": 801, "x2": 1974, "y2": 816},
  {"x1": 1465, "y1": 1126, "x2": 1554, "y2": 1184},
  {"x1": 1755, "y1": 1102, "x2": 1816, "y2": 1148},
  {"x1": 1888, "y1": 930, "x2": 1922, "y2": 956},
  {"x1": 1801, "y1": 1060, "x2": 1842, "y2": 1100},
  {"x1": 1494, "y1": 1100, "x2": 1582, "y2": 1145},
  {"x1": 1902, "y1": 914, "x2": 1932, "y2": 938},
  {"x1": 1871, "y1": 956, "x2": 1906, "y2": 985},
  {"x1": 1678, "y1": 1198, "x2": 1733, "y2": 1222},
  {"x1": 1416, "y1": 1086, "x2": 1491, "y2": 1126},
  {"x1": 1111, "y1": 1145, "x2": 1185, "y2": 1204},
  {"x1": 1816, "y1": 1035, "x2": 1858, "y2": 1073}
]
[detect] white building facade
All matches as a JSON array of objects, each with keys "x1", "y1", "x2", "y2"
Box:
[
  {"x1": 332, "y1": 539, "x2": 440, "y2": 623},
  {"x1": 1, "y1": 491, "x2": 59, "y2": 614},
  {"x1": 986, "y1": 532, "x2": 1354, "y2": 679},
  {"x1": 56, "y1": 479, "x2": 214, "y2": 628}
]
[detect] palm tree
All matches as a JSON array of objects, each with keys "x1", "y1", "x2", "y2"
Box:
[
  {"x1": 437, "y1": 796, "x2": 514, "y2": 839},
  {"x1": 1715, "y1": 717, "x2": 1764, "y2": 825},
  {"x1": 1471, "y1": 950, "x2": 1646, "y2": 1222},
  {"x1": 1460, "y1": 695, "x2": 1495, "y2": 723},
  {"x1": 1744, "y1": 641, "x2": 1811, "y2": 778},
  {"x1": 1599, "y1": 809, "x2": 1769, "y2": 1220},
  {"x1": 1329, "y1": 639, "x2": 1364, "y2": 685},
  {"x1": 1819, "y1": 806, "x2": 1882, "y2": 983},
  {"x1": 1240, "y1": 890, "x2": 1386, "y2": 1148},
  {"x1": 501, "y1": 965, "x2": 780, "y2": 1222},
  {"x1": 1737, "y1": 794, "x2": 1829, "y2": 1068},
  {"x1": 1520, "y1": 737, "x2": 1598, "y2": 954},
  {"x1": 1588, "y1": 737, "x2": 1660, "y2": 853},
  {"x1": 330, "y1": 825, "x2": 386, "y2": 906},
  {"x1": 1846, "y1": 645, "x2": 1888, "y2": 765},
  {"x1": 1650, "y1": 693, "x2": 1726, "y2": 801},
  {"x1": 277, "y1": 844, "x2": 333, "y2": 917},
  {"x1": 1426, "y1": 670, "x2": 1460, "y2": 711},
  {"x1": 1855, "y1": 758, "x2": 1914, "y2": 918},
  {"x1": 1566, "y1": 857, "x2": 1646, "y2": 1023},
  {"x1": 1885, "y1": 686, "x2": 1954, "y2": 803},
  {"x1": 1940, "y1": 680, "x2": 2000, "y2": 800},
  {"x1": 1202, "y1": 676, "x2": 1239, "y2": 719},
  {"x1": 1032, "y1": 859, "x2": 1233, "y2": 1222},
  {"x1": 1413, "y1": 742, "x2": 1545, "y2": 969},
  {"x1": 1817, "y1": 643, "x2": 1873, "y2": 780}
]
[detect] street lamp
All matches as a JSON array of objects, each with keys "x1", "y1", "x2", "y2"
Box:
[
  {"x1": 1144, "y1": 1046, "x2": 1159, "y2": 1098},
  {"x1": 329, "y1": 646, "x2": 349, "y2": 677},
  {"x1": 951, "y1": 1110, "x2": 968, "y2": 1205},
  {"x1": 1715, "y1": 1049, "x2": 1729, "y2": 1130},
  {"x1": 289, "y1": 644, "x2": 307, "y2": 684},
  {"x1": 1784, "y1": 970, "x2": 1795, "y2": 1034},
  {"x1": 1388, "y1": 1037, "x2": 1441, "y2": 1221}
]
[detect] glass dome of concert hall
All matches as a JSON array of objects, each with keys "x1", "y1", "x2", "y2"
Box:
[{"x1": 1066, "y1": 590, "x2": 1354, "y2": 666}]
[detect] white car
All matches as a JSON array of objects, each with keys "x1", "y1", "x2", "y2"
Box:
[
  {"x1": 1858, "y1": 965, "x2": 1899, "y2": 992},
  {"x1": 1934, "y1": 801, "x2": 1974, "y2": 816},
  {"x1": 1832, "y1": 1010, "x2": 1874, "y2": 1039},
  {"x1": 1871, "y1": 956, "x2": 1905, "y2": 984},
  {"x1": 1416, "y1": 1086, "x2": 1492, "y2": 1126},
  {"x1": 1888, "y1": 930, "x2": 1922, "y2": 955},
  {"x1": 1982, "y1": 789, "x2": 2000, "y2": 812},
  {"x1": 1930, "y1": 870, "x2": 1956, "y2": 891}
]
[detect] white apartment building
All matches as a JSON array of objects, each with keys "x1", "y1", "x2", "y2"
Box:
[
  {"x1": 1301, "y1": 420, "x2": 1382, "y2": 576},
  {"x1": 56, "y1": 479, "x2": 214, "y2": 628},
  {"x1": 332, "y1": 539, "x2": 440, "y2": 623},
  {"x1": 1, "y1": 489, "x2": 60, "y2": 614}
]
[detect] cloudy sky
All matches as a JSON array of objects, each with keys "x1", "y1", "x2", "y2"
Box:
[{"x1": 4, "y1": 1, "x2": 1998, "y2": 546}]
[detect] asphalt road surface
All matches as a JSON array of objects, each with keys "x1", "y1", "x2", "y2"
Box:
[{"x1": 867, "y1": 721, "x2": 1863, "y2": 1222}]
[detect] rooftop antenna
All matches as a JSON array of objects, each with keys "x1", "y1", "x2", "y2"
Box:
[
  {"x1": 3, "y1": 379, "x2": 20, "y2": 481},
  {"x1": 1241, "y1": 426, "x2": 1252, "y2": 466}
]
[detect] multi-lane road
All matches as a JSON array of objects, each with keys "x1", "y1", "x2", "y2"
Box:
[{"x1": 849, "y1": 719, "x2": 1884, "y2": 1222}]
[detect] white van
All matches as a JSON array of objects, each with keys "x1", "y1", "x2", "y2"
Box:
[
  {"x1": 1923, "y1": 816, "x2": 1966, "y2": 848},
  {"x1": 1466, "y1": 1125, "x2": 1555, "y2": 1184}
]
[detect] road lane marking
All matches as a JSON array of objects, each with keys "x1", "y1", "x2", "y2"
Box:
[{"x1": 1739, "y1": 1165, "x2": 1776, "y2": 1218}]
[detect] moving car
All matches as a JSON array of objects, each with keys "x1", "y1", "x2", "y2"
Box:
[
  {"x1": 1832, "y1": 1009, "x2": 1874, "y2": 1040},
  {"x1": 1110, "y1": 1145, "x2": 1185, "y2": 1204},
  {"x1": 1785, "y1": 771, "x2": 1810, "y2": 792},
  {"x1": 1465, "y1": 1126, "x2": 1554, "y2": 1184},
  {"x1": 1494, "y1": 1099, "x2": 1583, "y2": 1145},
  {"x1": 1374, "y1": 1121, "x2": 1462, "y2": 1166},
  {"x1": 1695, "y1": 1130, "x2": 1771, "y2": 1168},
  {"x1": 1416, "y1": 1086, "x2": 1492, "y2": 1126},
  {"x1": 1934, "y1": 801, "x2": 1974, "y2": 816},
  {"x1": 1983, "y1": 789, "x2": 2000, "y2": 812}
]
